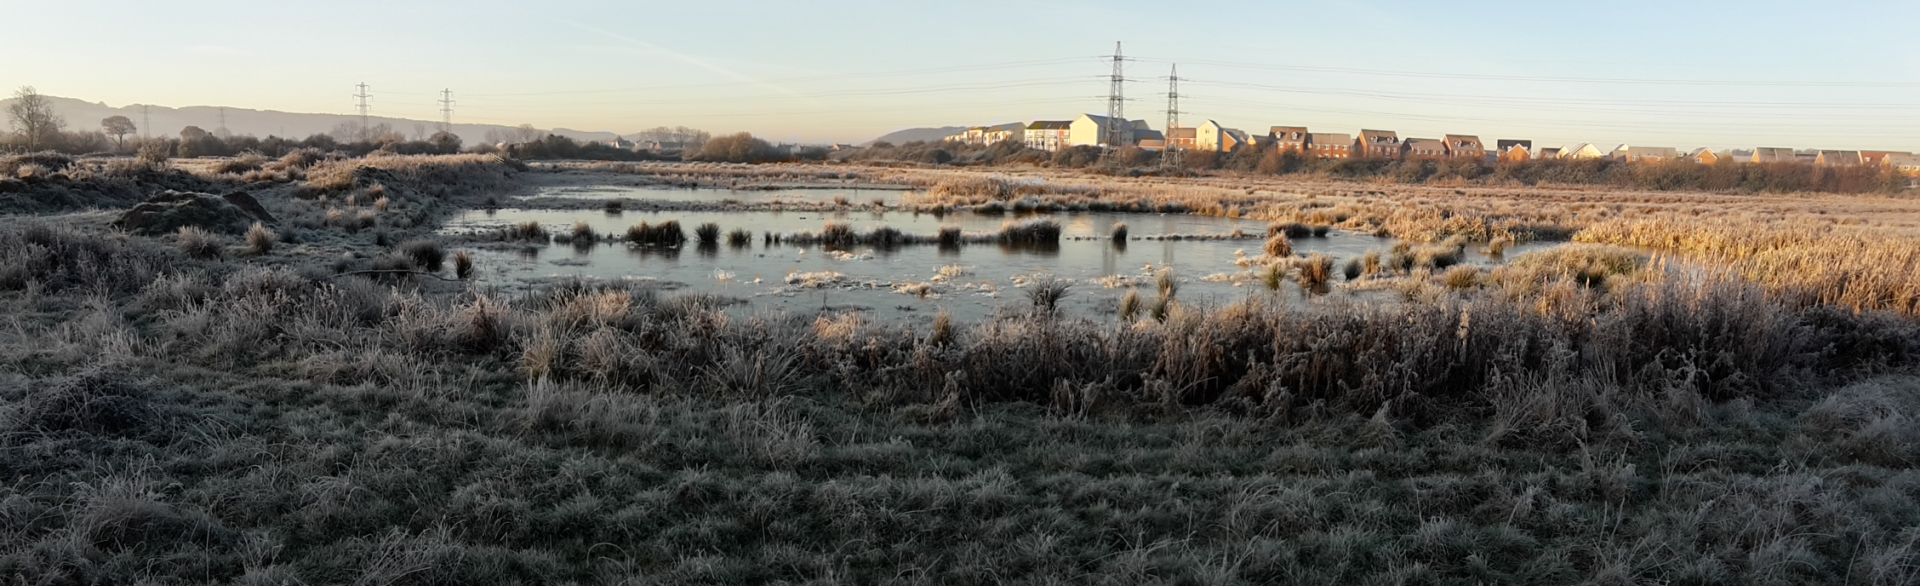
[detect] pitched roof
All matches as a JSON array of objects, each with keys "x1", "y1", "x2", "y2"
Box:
[
  {"x1": 1270, "y1": 126, "x2": 1309, "y2": 139},
  {"x1": 1496, "y1": 139, "x2": 1532, "y2": 150},
  {"x1": 1167, "y1": 127, "x2": 1197, "y2": 139},
  {"x1": 1358, "y1": 129, "x2": 1399, "y2": 143},
  {"x1": 1309, "y1": 133, "x2": 1350, "y2": 144},
  {"x1": 1027, "y1": 120, "x2": 1072, "y2": 130},
  {"x1": 987, "y1": 122, "x2": 1025, "y2": 132},
  {"x1": 1403, "y1": 138, "x2": 1445, "y2": 151}
]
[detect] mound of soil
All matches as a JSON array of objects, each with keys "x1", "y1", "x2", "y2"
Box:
[{"x1": 113, "y1": 190, "x2": 273, "y2": 235}]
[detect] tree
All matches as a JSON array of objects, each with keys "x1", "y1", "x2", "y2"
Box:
[
  {"x1": 6, "y1": 86, "x2": 66, "y2": 150},
  {"x1": 180, "y1": 126, "x2": 211, "y2": 141},
  {"x1": 101, "y1": 115, "x2": 136, "y2": 150},
  {"x1": 428, "y1": 131, "x2": 462, "y2": 153},
  {"x1": 693, "y1": 132, "x2": 782, "y2": 163}
]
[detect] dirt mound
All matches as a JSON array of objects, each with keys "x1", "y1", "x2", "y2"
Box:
[{"x1": 113, "y1": 190, "x2": 272, "y2": 235}]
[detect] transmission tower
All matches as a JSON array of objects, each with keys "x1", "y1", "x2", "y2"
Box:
[
  {"x1": 353, "y1": 82, "x2": 372, "y2": 142},
  {"x1": 1105, "y1": 42, "x2": 1127, "y2": 150},
  {"x1": 140, "y1": 105, "x2": 150, "y2": 139},
  {"x1": 1163, "y1": 64, "x2": 1183, "y2": 170},
  {"x1": 438, "y1": 89, "x2": 455, "y2": 134},
  {"x1": 216, "y1": 107, "x2": 228, "y2": 137}
]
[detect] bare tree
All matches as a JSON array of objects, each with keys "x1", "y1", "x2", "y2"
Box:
[
  {"x1": 6, "y1": 86, "x2": 65, "y2": 150},
  {"x1": 101, "y1": 115, "x2": 136, "y2": 150},
  {"x1": 513, "y1": 124, "x2": 542, "y2": 144}
]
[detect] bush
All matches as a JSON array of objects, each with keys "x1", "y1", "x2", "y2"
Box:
[
  {"x1": 692, "y1": 132, "x2": 785, "y2": 164},
  {"x1": 400, "y1": 239, "x2": 446, "y2": 272}
]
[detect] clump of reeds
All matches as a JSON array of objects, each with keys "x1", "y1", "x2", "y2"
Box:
[
  {"x1": 177, "y1": 226, "x2": 224, "y2": 259},
  {"x1": 603, "y1": 200, "x2": 623, "y2": 214},
  {"x1": 998, "y1": 218, "x2": 1062, "y2": 246},
  {"x1": 820, "y1": 222, "x2": 856, "y2": 248},
  {"x1": 727, "y1": 228, "x2": 752, "y2": 247},
  {"x1": 1342, "y1": 258, "x2": 1362, "y2": 281},
  {"x1": 454, "y1": 250, "x2": 474, "y2": 279},
  {"x1": 1269, "y1": 222, "x2": 1313, "y2": 239},
  {"x1": 626, "y1": 221, "x2": 686, "y2": 246},
  {"x1": 1443, "y1": 265, "x2": 1480, "y2": 290},
  {"x1": 1026, "y1": 276, "x2": 1071, "y2": 315},
  {"x1": 245, "y1": 223, "x2": 276, "y2": 255},
  {"x1": 1488, "y1": 233, "x2": 1514, "y2": 256},
  {"x1": 1296, "y1": 253, "x2": 1334, "y2": 289},
  {"x1": 937, "y1": 226, "x2": 962, "y2": 249},
  {"x1": 571, "y1": 221, "x2": 600, "y2": 245},
  {"x1": 374, "y1": 196, "x2": 391, "y2": 212},
  {"x1": 695, "y1": 222, "x2": 721, "y2": 245},
  {"x1": 929, "y1": 310, "x2": 954, "y2": 346},
  {"x1": 1111, "y1": 223, "x2": 1129, "y2": 244},
  {"x1": 1363, "y1": 251, "x2": 1383, "y2": 277},
  {"x1": 508, "y1": 221, "x2": 548, "y2": 242},
  {"x1": 1264, "y1": 234, "x2": 1293, "y2": 258},
  {"x1": 1262, "y1": 264, "x2": 1286, "y2": 291},
  {"x1": 401, "y1": 239, "x2": 446, "y2": 272},
  {"x1": 1119, "y1": 288, "x2": 1141, "y2": 321}
]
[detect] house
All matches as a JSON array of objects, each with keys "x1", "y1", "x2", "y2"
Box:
[
  {"x1": 608, "y1": 137, "x2": 635, "y2": 150},
  {"x1": 641, "y1": 140, "x2": 693, "y2": 152},
  {"x1": 1270, "y1": 126, "x2": 1309, "y2": 153},
  {"x1": 1560, "y1": 144, "x2": 1607, "y2": 159},
  {"x1": 1355, "y1": 129, "x2": 1401, "y2": 159},
  {"x1": 982, "y1": 122, "x2": 1025, "y2": 146},
  {"x1": 1068, "y1": 114, "x2": 1148, "y2": 148},
  {"x1": 1308, "y1": 133, "x2": 1351, "y2": 159},
  {"x1": 1496, "y1": 139, "x2": 1532, "y2": 163},
  {"x1": 1134, "y1": 128, "x2": 1167, "y2": 150},
  {"x1": 1164, "y1": 126, "x2": 1198, "y2": 150},
  {"x1": 1024, "y1": 121, "x2": 1073, "y2": 151},
  {"x1": 1443, "y1": 135, "x2": 1484, "y2": 160},
  {"x1": 1196, "y1": 120, "x2": 1251, "y2": 152},
  {"x1": 1752, "y1": 147, "x2": 1796, "y2": 163},
  {"x1": 1887, "y1": 153, "x2": 1920, "y2": 176},
  {"x1": 1858, "y1": 150, "x2": 1904, "y2": 166},
  {"x1": 1817, "y1": 150, "x2": 1863, "y2": 167},
  {"x1": 1614, "y1": 146, "x2": 1679, "y2": 162},
  {"x1": 1687, "y1": 148, "x2": 1725, "y2": 164},
  {"x1": 1538, "y1": 147, "x2": 1562, "y2": 159},
  {"x1": 1401, "y1": 138, "x2": 1447, "y2": 159}
]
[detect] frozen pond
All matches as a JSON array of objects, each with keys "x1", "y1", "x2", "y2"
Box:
[
  {"x1": 520, "y1": 185, "x2": 912, "y2": 206},
  {"x1": 443, "y1": 207, "x2": 1552, "y2": 323}
]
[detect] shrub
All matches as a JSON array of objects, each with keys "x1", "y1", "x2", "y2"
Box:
[
  {"x1": 937, "y1": 226, "x2": 962, "y2": 249},
  {"x1": 1296, "y1": 253, "x2": 1334, "y2": 289},
  {"x1": 177, "y1": 226, "x2": 224, "y2": 259},
  {"x1": 727, "y1": 228, "x2": 752, "y2": 247},
  {"x1": 401, "y1": 239, "x2": 446, "y2": 272},
  {"x1": 1269, "y1": 222, "x2": 1313, "y2": 239},
  {"x1": 693, "y1": 132, "x2": 784, "y2": 163},
  {"x1": 1026, "y1": 276, "x2": 1071, "y2": 315},
  {"x1": 570, "y1": 221, "x2": 599, "y2": 245},
  {"x1": 245, "y1": 223, "x2": 276, "y2": 255},
  {"x1": 695, "y1": 223, "x2": 721, "y2": 245}
]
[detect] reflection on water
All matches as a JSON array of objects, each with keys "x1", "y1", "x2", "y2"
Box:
[{"x1": 445, "y1": 208, "x2": 1552, "y2": 323}]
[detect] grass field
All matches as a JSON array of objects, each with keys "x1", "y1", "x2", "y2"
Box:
[{"x1": 2, "y1": 154, "x2": 1918, "y2": 584}]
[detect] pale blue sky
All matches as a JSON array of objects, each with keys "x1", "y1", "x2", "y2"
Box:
[{"x1": 6, "y1": 0, "x2": 1918, "y2": 149}]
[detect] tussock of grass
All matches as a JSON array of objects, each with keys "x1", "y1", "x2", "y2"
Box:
[
  {"x1": 1264, "y1": 234, "x2": 1293, "y2": 257},
  {"x1": 244, "y1": 223, "x2": 275, "y2": 256},
  {"x1": 1111, "y1": 222, "x2": 1128, "y2": 243},
  {"x1": 400, "y1": 239, "x2": 446, "y2": 272},
  {"x1": 176, "y1": 226, "x2": 224, "y2": 259},
  {"x1": 726, "y1": 228, "x2": 752, "y2": 247},
  {"x1": 453, "y1": 250, "x2": 474, "y2": 279},
  {"x1": 695, "y1": 222, "x2": 721, "y2": 245},
  {"x1": 625, "y1": 221, "x2": 686, "y2": 246}
]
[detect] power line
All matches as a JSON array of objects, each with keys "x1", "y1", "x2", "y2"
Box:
[
  {"x1": 463, "y1": 57, "x2": 1102, "y2": 97},
  {"x1": 1139, "y1": 57, "x2": 1920, "y2": 88}
]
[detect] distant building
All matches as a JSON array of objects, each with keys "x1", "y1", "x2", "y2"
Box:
[
  {"x1": 1024, "y1": 121, "x2": 1073, "y2": 151},
  {"x1": 1753, "y1": 147, "x2": 1797, "y2": 163},
  {"x1": 1614, "y1": 146, "x2": 1679, "y2": 162},
  {"x1": 1270, "y1": 126, "x2": 1309, "y2": 153},
  {"x1": 1401, "y1": 138, "x2": 1447, "y2": 159},
  {"x1": 1887, "y1": 153, "x2": 1920, "y2": 176},
  {"x1": 1068, "y1": 113, "x2": 1150, "y2": 148},
  {"x1": 1308, "y1": 133, "x2": 1351, "y2": 159},
  {"x1": 1687, "y1": 148, "x2": 1725, "y2": 164},
  {"x1": 1165, "y1": 126, "x2": 1198, "y2": 150},
  {"x1": 608, "y1": 137, "x2": 635, "y2": 150},
  {"x1": 1560, "y1": 144, "x2": 1607, "y2": 160},
  {"x1": 1858, "y1": 150, "x2": 1904, "y2": 166},
  {"x1": 1816, "y1": 150, "x2": 1863, "y2": 167},
  {"x1": 1134, "y1": 128, "x2": 1167, "y2": 150},
  {"x1": 1538, "y1": 147, "x2": 1562, "y2": 159},
  {"x1": 982, "y1": 122, "x2": 1025, "y2": 145},
  {"x1": 1443, "y1": 135, "x2": 1484, "y2": 160},
  {"x1": 1355, "y1": 129, "x2": 1401, "y2": 159},
  {"x1": 1196, "y1": 120, "x2": 1250, "y2": 152},
  {"x1": 1496, "y1": 139, "x2": 1532, "y2": 163}
]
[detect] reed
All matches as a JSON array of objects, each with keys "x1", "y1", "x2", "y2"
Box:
[{"x1": 695, "y1": 222, "x2": 722, "y2": 245}]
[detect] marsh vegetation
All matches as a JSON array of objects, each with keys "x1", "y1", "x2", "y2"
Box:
[{"x1": 1, "y1": 152, "x2": 1918, "y2": 584}]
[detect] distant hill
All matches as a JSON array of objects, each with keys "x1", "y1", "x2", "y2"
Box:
[
  {"x1": 865, "y1": 126, "x2": 966, "y2": 146},
  {"x1": 0, "y1": 95, "x2": 624, "y2": 146}
]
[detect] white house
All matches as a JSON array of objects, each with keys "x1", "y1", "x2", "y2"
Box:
[
  {"x1": 1068, "y1": 114, "x2": 1152, "y2": 148},
  {"x1": 1025, "y1": 121, "x2": 1072, "y2": 151},
  {"x1": 1195, "y1": 120, "x2": 1251, "y2": 152}
]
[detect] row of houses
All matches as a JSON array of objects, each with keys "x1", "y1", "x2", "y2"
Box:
[{"x1": 942, "y1": 114, "x2": 1919, "y2": 174}]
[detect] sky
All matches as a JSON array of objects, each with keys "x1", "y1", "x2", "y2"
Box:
[{"x1": 5, "y1": 0, "x2": 1919, "y2": 149}]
